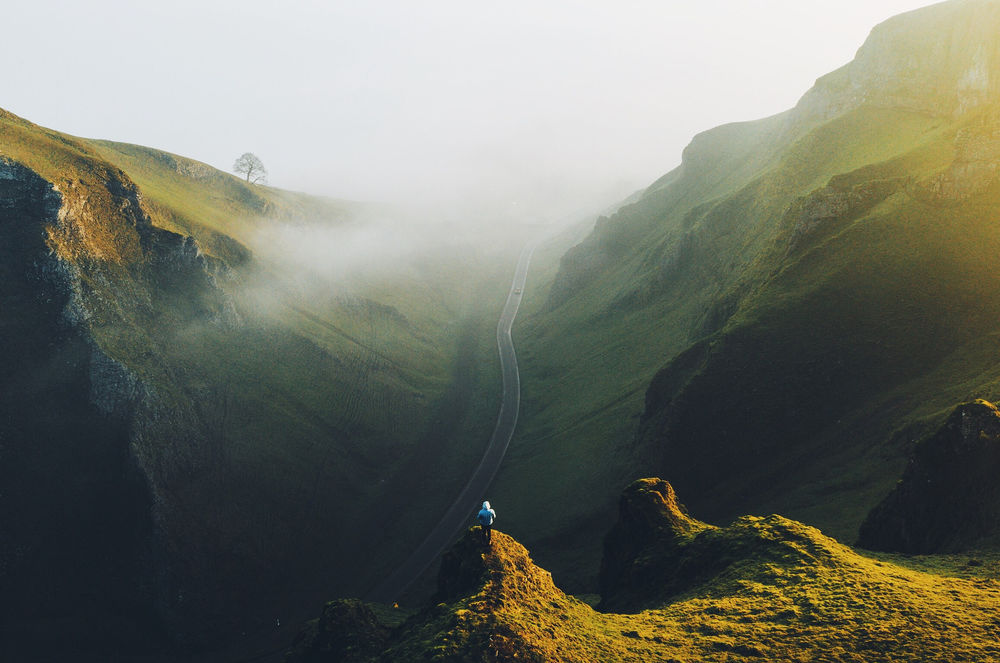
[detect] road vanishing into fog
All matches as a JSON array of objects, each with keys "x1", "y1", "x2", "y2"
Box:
[{"x1": 366, "y1": 243, "x2": 535, "y2": 605}]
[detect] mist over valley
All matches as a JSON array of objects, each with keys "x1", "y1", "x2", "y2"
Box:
[{"x1": 9, "y1": 1, "x2": 1000, "y2": 662}]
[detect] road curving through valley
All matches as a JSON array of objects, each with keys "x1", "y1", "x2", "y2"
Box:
[{"x1": 366, "y1": 243, "x2": 535, "y2": 605}]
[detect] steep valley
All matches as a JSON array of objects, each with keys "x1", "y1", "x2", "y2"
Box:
[{"x1": 10, "y1": 1, "x2": 1000, "y2": 660}]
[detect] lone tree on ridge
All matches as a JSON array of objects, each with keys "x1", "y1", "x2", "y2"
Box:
[{"x1": 233, "y1": 152, "x2": 267, "y2": 184}]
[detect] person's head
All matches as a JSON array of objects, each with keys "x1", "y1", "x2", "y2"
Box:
[{"x1": 482, "y1": 501, "x2": 490, "y2": 510}]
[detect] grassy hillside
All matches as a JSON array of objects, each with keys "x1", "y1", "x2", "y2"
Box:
[
  {"x1": 499, "y1": 0, "x2": 1000, "y2": 591},
  {"x1": 0, "y1": 108, "x2": 515, "y2": 658},
  {"x1": 286, "y1": 480, "x2": 1000, "y2": 662},
  {"x1": 641, "y1": 107, "x2": 1000, "y2": 534}
]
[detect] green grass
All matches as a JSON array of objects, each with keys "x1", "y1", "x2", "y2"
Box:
[
  {"x1": 640, "y1": 120, "x2": 1000, "y2": 538},
  {"x1": 493, "y1": 104, "x2": 956, "y2": 591},
  {"x1": 287, "y1": 517, "x2": 1000, "y2": 662}
]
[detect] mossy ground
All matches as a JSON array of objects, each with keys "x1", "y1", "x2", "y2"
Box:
[{"x1": 305, "y1": 525, "x2": 1000, "y2": 662}]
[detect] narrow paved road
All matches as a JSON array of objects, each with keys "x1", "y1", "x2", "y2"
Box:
[{"x1": 366, "y1": 244, "x2": 534, "y2": 605}]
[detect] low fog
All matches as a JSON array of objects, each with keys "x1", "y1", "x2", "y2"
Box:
[
  {"x1": 243, "y1": 198, "x2": 554, "y2": 308},
  {"x1": 250, "y1": 209, "x2": 503, "y2": 284}
]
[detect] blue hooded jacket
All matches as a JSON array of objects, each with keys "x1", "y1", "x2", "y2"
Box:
[{"x1": 477, "y1": 501, "x2": 496, "y2": 526}]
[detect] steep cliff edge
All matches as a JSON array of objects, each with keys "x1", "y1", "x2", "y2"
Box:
[
  {"x1": 0, "y1": 158, "x2": 160, "y2": 656},
  {"x1": 0, "y1": 145, "x2": 252, "y2": 653}
]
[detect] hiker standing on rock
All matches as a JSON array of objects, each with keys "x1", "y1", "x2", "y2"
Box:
[{"x1": 477, "y1": 501, "x2": 496, "y2": 545}]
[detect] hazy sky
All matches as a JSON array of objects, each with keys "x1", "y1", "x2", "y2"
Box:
[{"x1": 6, "y1": 0, "x2": 941, "y2": 219}]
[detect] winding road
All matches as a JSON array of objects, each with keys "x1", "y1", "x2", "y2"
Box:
[{"x1": 366, "y1": 244, "x2": 534, "y2": 605}]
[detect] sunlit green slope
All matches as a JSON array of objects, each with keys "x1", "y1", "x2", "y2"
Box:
[{"x1": 502, "y1": 0, "x2": 1000, "y2": 589}]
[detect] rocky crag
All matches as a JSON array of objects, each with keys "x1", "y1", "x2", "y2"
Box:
[
  {"x1": 1, "y1": 156, "x2": 180, "y2": 654},
  {"x1": 859, "y1": 399, "x2": 1000, "y2": 553}
]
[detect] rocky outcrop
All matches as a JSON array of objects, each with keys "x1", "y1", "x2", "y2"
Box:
[
  {"x1": 858, "y1": 399, "x2": 1000, "y2": 553},
  {"x1": 783, "y1": 175, "x2": 906, "y2": 254},
  {"x1": 599, "y1": 479, "x2": 844, "y2": 612},
  {"x1": 598, "y1": 479, "x2": 709, "y2": 610}
]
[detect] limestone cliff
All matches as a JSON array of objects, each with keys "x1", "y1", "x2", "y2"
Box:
[{"x1": 0, "y1": 157, "x2": 161, "y2": 653}]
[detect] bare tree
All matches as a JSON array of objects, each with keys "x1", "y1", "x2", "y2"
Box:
[{"x1": 233, "y1": 152, "x2": 267, "y2": 184}]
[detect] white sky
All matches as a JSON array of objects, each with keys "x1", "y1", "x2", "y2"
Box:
[{"x1": 5, "y1": 0, "x2": 942, "y2": 219}]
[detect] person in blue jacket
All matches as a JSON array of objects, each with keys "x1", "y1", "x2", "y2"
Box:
[{"x1": 477, "y1": 500, "x2": 496, "y2": 545}]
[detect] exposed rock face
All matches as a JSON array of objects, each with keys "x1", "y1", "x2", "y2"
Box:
[
  {"x1": 2, "y1": 154, "x2": 250, "y2": 654},
  {"x1": 435, "y1": 530, "x2": 495, "y2": 603},
  {"x1": 784, "y1": 176, "x2": 905, "y2": 254},
  {"x1": 0, "y1": 158, "x2": 160, "y2": 653},
  {"x1": 599, "y1": 478, "x2": 709, "y2": 610},
  {"x1": 858, "y1": 400, "x2": 1000, "y2": 553}
]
